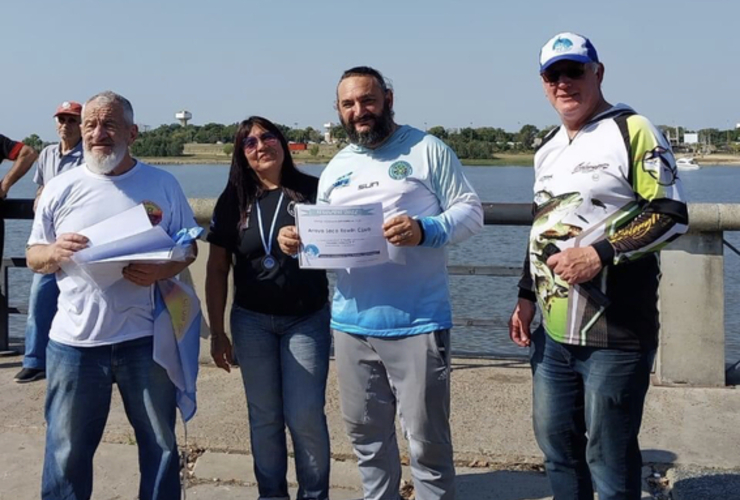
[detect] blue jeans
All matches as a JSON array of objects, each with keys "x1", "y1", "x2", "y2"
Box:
[
  {"x1": 231, "y1": 304, "x2": 331, "y2": 500},
  {"x1": 42, "y1": 337, "x2": 180, "y2": 500},
  {"x1": 530, "y1": 328, "x2": 656, "y2": 500},
  {"x1": 23, "y1": 273, "x2": 59, "y2": 369}
]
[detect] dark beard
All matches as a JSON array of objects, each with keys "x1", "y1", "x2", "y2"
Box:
[{"x1": 341, "y1": 103, "x2": 395, "y2": 147}]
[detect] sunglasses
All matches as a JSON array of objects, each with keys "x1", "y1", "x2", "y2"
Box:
[
  {"x1": 541, "y1": 65, "x2": 588, "y2": 84},
  {"x1": 56, "y1": 115, "x2": 79, "y2": 124},
  {"x1": 243, "y1": 132, "x2": 279, "y2": 152}
]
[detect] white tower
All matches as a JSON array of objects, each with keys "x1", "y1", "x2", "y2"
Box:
[
  {"x1": 175, "y1": 110, "x2": 192, "y2": 127},
  {"x1": 324, "y1": 122, "x2": 334, "y2": 143}
]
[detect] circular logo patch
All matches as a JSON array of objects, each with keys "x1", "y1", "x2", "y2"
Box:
[
  {"x1": 143, "y1": 200, "x2": 163, "y2": 226},
  {"x1": 304, "y1": 244, "x2": 320, "y2": 257},
  {"x1": 287, "y1": 201, "x2": 296, "y2": 217},
  {"x1": 388, "y1": 161, "x2": 413, "y2": 180}
]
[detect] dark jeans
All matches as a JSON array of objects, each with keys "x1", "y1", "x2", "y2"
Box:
[
  {"x1": 42, "y1": 337, "x2": 180, "y2": 500},
  {"x1": 231, "y1": 304, "x2": 332, "y2": 500},
  {"x1": 530, "y1": 328, "x2": 656, "y2": 500}
]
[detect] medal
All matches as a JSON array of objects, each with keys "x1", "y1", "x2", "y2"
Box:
[
  {"x1": 256, "y1": 191, "x2": 284, "y2": 272},
  {"x1": 262, "y1": 255, "x2": 277, "y2": 270}
]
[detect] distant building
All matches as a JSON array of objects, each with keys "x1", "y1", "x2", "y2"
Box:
[
  {"x1": 684, "y1": 133, "x2": 699, "y2": 145},
  {"x1": 324, "y1": 122, "x2": 334, "y2": 143},
  {"x1": 175, "y1": 110, "x2": 192, "y2": 126}
]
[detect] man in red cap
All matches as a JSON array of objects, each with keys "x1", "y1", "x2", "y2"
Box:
[{"x1": 14, "y1": 101, "x2": 84, "y2": 383}]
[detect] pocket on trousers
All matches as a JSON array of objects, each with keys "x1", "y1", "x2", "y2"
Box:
[{"x1": 430, "y1": 329, "x2": 450, "y2": 364}]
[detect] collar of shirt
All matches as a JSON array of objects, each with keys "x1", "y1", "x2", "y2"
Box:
[{"x1": 56, "y1": 140, "x2": 84, "y2": 160}]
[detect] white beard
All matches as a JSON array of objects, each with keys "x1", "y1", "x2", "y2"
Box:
[{"x1": 84, "y1": 143, "x2": 127, "y2": 175}]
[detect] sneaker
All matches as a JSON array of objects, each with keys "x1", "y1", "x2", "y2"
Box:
[{"x1": 14, "y1": 368, "x2": 45, "y2": 383}]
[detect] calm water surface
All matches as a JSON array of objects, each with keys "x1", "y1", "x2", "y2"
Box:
[{"x1": 3, "y1": 162, "x2": 738, "y2": 363}]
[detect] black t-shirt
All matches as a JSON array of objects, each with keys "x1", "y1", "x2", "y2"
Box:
[
  {"x1": 207, "y1": 175, "x2": 329, "y2": 316},
  {"x1": 0, "y1": 134, "x2": 21, "y2": 162}
]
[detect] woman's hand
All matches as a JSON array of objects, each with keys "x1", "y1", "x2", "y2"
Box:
[
  {"x1": 278, "y1": 225, "x2": 301, "y2": 256},
  {"x1": 210, "y1": 332, "x2": 234, "y2": 373}
]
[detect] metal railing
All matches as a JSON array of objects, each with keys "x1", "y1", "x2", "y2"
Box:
[
  {"x1": 0, "y1": 199, "x2": 34, "y2": 353},
  {"x1": 1, "y1": 199, "x2": 736, "y2": 386}
]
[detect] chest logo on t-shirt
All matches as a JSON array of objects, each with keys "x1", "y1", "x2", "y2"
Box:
[
  {"x1": 321, "y1": 172, "x2": 353, "y2": 202},
  {"x1": 287, "y1": 201, "x2": 296, "y2": 217},
  {"x1": 143, "y1": 201, "x2": 163, "y2": 226},
  {"x1": 571, "y1": 162, "x2": 609, "y2": 174},
  {"x1": 388, "y1": 161, "x2": 413, "y2": 180},
  {"x1": 358, "y1": 181, "x2": 379, "y2": 191}
]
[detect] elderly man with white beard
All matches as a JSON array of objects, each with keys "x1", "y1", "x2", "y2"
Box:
[{"x1": 27, "y1": 91, "x2": 197, "y2": 500}]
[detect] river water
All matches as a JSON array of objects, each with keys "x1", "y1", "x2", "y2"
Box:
[{"x1": 3, "y1": 162, "x2": 738, "y2": 363}]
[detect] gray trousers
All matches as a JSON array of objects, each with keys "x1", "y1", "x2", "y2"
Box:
[{"x1": 334, "y1": 330, "x2": 455, "y2": 500}]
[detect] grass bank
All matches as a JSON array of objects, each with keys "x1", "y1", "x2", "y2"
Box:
[{"x1": 141, "y1": 143, "x2": 536, "y2": 167}]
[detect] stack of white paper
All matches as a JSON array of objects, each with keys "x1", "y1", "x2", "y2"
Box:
[{"x1": 62, "y1": 204, "x2": 184, "y2": 289}]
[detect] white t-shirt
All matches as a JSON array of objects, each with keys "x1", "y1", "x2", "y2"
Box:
[{"x1": 28, "y1": 161, "x2": 197, "y2": 347}]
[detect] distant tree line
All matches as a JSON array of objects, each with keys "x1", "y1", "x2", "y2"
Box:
[
  {"x1": 425, "y1": 124, "x2": 552, "y2": 159},
  {"x1": 21, "y1": 122, "x2": 740, "y2": 158}
]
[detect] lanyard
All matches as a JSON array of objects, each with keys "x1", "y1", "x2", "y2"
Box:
[{"x1": 255, "y1": 191, "x2": 284, "y2": 257}]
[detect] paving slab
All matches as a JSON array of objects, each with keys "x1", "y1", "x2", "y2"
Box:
[
  {"x1": 194, "y1": 451, "x2": 362, "y2": 490},
  {"x1": 0, "y1": 432, "x2": 139, "y2": 500},
  {"x1": 185, "y1": 484, "x2": 363, "y2": 500}
]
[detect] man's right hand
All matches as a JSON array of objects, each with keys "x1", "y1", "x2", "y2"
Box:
[
  {"x1": 49, "y1": 233, "x2": 89, "y2": 266},
  {"x1": 508, "y1": 298, "x2": 536, "y2": 347},
  {"x1": 277, "y1": 225, "x2": 301, "y2": 256}
]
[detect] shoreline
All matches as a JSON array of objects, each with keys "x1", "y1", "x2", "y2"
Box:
[{"x1": 139, "y1": 155, "x2": 740, "y2": 167}]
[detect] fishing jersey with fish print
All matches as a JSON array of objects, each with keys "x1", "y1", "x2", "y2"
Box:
[
  {"x1": 519, "y1": 104, "x2": 688, "y2": 351},
  {"x1": 318, "y1": 125, "x2": 483, "y2": 337}
]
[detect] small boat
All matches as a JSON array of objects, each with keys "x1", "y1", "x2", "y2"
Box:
[{"x1": 676, "y1": 157, "x2": 701, "y2": 171}]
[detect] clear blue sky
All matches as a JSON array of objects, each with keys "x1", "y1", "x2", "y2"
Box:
[{"x1": 2, "y1": 0, "x2": 737, "y2": 141}]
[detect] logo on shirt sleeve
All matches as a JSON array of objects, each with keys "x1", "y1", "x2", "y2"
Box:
[
  {"x1": 641, "y1": 146, "x2": 678, "y2": 186},
  {"x1": 388, "y1": 161, "x2": 413, "y2": 180},
  {"x1": 143, "y1": 201, "x2": 164, "y2": 226}
]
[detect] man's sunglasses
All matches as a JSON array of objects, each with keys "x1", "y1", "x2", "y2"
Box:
[
  {"x1": 56, "y1": 115, "x2": 79, "y2": 125},
  {"x1": 243, "y1": 132, "x2": 279, "y2": 151},
  {"x1": 541, "y1": 65, "x2": 588, "y2": 84}
]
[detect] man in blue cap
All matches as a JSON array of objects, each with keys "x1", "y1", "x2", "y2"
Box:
[{"x1": 509, "y1": 32, "x2": 689, "y2": 499}]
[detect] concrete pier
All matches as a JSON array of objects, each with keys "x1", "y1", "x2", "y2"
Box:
[{"x1": 1, "y1": 352, "x2": 738, "y2": 498}]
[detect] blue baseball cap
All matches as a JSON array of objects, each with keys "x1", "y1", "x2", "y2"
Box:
[{"x1": 539, "y1": 32, "x2": 599, "y2": 72}]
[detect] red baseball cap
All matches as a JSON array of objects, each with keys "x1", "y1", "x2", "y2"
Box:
[{"x1": 53, "y1": 101, "x2": 82, "y2": 117}]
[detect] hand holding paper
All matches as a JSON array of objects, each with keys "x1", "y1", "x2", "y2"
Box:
[
  {"x1": 62, "y1": 204, "x2": 198, "y2": 289},
  {"x1": 295, "y1": 203, "x2": 390, "y2": 269},
  {"x1": 49, "y1": 233, "x2": 89, "y2": 267}
]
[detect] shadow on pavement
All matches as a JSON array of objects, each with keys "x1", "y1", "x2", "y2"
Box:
[
  {"x1": 671, "y1": 472, "x2": 740, "y2": 499},
  {"x1": 455, "y1": 470, "x2": 552, "y2": 500}
]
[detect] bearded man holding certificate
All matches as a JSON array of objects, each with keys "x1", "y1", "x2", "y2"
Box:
[{"x1": 278, "y1": 66, "x2": 483, "y2": 500}]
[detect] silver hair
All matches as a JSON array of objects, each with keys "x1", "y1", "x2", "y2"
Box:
[{"x1": 83, "y1": 91, "x2": 135, "y2": 126}]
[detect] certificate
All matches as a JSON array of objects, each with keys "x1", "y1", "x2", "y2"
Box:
[{"x1": 295, "y1": 203, "x2": 389, "y2": 269}]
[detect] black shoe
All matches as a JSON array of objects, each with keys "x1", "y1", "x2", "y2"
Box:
[{"x1": 14, "y1": 368, "x2": 45, "y2": 383}]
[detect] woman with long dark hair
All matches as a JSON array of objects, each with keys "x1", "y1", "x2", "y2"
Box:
[{"x1": 206, "y1": 116, "x2": 331, "y2": 500}]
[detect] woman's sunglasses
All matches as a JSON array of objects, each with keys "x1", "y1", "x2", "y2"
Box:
[{"x1": 243, "y1": 132, "x2": 279, "y2": 152}]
